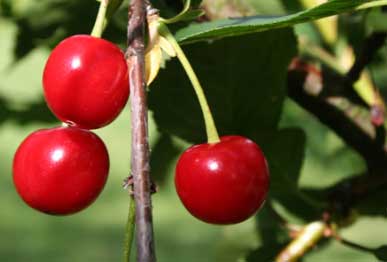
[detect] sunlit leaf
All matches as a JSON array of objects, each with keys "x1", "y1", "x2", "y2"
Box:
[{"x1": 176, "y1": 0, "x2": 385, "y2": 44}]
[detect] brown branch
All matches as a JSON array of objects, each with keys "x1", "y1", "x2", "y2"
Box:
[
  {"x1": 331, "y1": 230, "x2": 375, "y2": 253},
  {"x1": 346, "y1": 32, "x2": 387, "y2": 84},
  {"x1": 288, "y1": 61, "x2": 387, "y2": 220},
  {"x1": 324, "y1": 170, "x2": 387, "y2": 221},
  {"x1": 346, "y1": 32, "x2": 387, "y2": 126},
  {"x1": 301, "y1": 33, "x2": 387, "y2": 125},
  {"x1": 126, "y1": 0, "x2": 156, "y2": 261},
  {"x1": 287, "y1": 69, "x2": 387, "y2": 172},
  {"x1": 277, "y1": 34, "x2": 387, "y2": 262}
]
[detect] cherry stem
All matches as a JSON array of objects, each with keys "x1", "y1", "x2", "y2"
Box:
[
  {"x1": 159, "y1": 0, "x2": 191, "y2": 24},
  {"x1": 158, "y1": 22, "x2": 220, "y2": 144},
  {"x1": 123, "y1": 197, "x2": 136, "y2": 262},
  {"x1": 91, "y1": 0, "x2": 109, "y2": 37}
]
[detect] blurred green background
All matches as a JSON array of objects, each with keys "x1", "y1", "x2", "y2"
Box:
[{"x1": 1, "y1": 0, "x2": 387, "y2": 261}]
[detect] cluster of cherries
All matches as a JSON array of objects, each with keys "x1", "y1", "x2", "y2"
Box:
[
  {"x1": 13, "y1": 31, "x2": 270, "y2": 224},
  {"x1": 13, "y1": 35, "x2": 129, "y2": 215}
]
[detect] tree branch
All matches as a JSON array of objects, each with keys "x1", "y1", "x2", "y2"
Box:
[
  {"x1": 275, "y1": 221, "x2": 327, "y2": 262},
  {"x1": 126, "y1": 0, "x2": 156, "y2": 261},
  {"x1": 346, "y1": 32, "x2": 387, "y2": 84},
  {"x1": 287, "y1": 69, "x2": 387, "y2": 172},
  {"x1": 288, "y1": 61, "x2": 387, "y2": 219}
]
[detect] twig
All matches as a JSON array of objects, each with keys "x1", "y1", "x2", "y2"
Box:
[
  {"x1": 331, "y1": 230, "x2": 375, "y2": 253},
  {"x1": 275, "y1": 221, "x2": 327, "y2": 262},
  {"x1": 287, "y1": 69, "x2": 387, "y2": 171},
  {"x1": 300, "y1": 34, "x2": 387, "y2": 118},
  {"x1": 126, "y1": 0, "x2": 156, "y2": 261},
  {"x1": 347, "y1": 32, "x2": 387, "y2": 84},
  {"x1": 288, "y1": 61, "x2": 387, "y2": 223},
  {"x1": 346, "y1": 32, "x2": 387, "y2": 126},
  {"x1": 124, "y1": 197, "x2": 136, "y2": 261},
  {"x1": 299, "y1": 38, "x2": 345, "y2": 74},
  {"x1": 327, "y1": 171, "x2": 387, "y2": 210}
]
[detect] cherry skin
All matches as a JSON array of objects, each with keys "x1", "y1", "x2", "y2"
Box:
[
  {"x1": 13, "y1": 126, "x2": 109, "y2": 215},
  {"x1": 175, "y1": 135, "x2": 270, "y2": 225},
  {"x1": 43, "y1": 35, "x2": 129, "y2": 129}
]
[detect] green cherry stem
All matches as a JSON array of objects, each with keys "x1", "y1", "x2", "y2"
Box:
[
  {"x1": 123, "y1": 196, "x2": 135, "y2": 262},
  {"x1": 158, "y1": 22, "x2": 220, "y2": 144},
  {"x1": 91, "y1": 0, "x2": 109, "y2": 37},
  {"x1": 159, "y1": 0, "x2": 191, "y2": 24}
]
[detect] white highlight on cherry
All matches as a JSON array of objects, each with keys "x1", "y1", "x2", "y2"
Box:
[
  {"x1": 208, "y1": 160, "x2": 219, "y2": 171},
  {"x1": 71, "y1": 57, "x2": 81, "y2": 69},
  {"x1": 52, "y1": 148, "x2": 64, "y2": 162}
]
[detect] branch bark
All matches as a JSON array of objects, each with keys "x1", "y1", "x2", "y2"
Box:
[
  {"x1": 287, "y1": 69, "x2": 387, "y2": 172},
  {"x1": 288, "y1": 62, "x2": 387, "y2": 217},
  {"x1": 346, "y1": 32, "x2": 387, "y2": 84},
  {"x1": 126, "y1": 0, "x2": 156, "y2": 261}
]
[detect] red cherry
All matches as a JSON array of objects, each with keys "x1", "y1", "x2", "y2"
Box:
[
  {"x1": 43, "y1": 35, "x2": 129, "y2": 129},
  {"x1": 13, "y1": 126, "x2": 109, "y2": 215},
  {"x1": 175, "y1": 135, "x2": 270, "y2": 224}
]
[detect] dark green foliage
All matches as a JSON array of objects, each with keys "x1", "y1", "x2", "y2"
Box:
[
  {"x1": 150, "y1": 134, "x2": 181, "y2": 184},
  {"x1": 149, "y1": 29, "x2": 297, "y2": 142},
  {"x1": 375, "y1": 245, "x2": 387, "y2": 262},
  {"x1": 245, "y1": 243, "x2": 285, "y2": 262},
  {"x1": 175, "y1": 0, "x2": 372, "y2": 44},
  {"x1": 0, "y1": 0, "x2": 128, "y2": 60},
  {"x1": 257, "y1": 129, "x2": 324, "y2": 222},
  {"x1": 0, "y1": 96, "x2": 56, "y2": 125},
  {"x1": 149, "y1": 27, "x2": 323, "y2": 224}
]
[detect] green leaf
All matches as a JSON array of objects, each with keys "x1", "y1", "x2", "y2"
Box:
[
  {"x1": 245, "y1": 243, "x2": 284, "y2": 262},
  {"x1": 258, "y1": 129, "x2": 305, "y2": 194},
  {"x1": 0, "y1": 96, "x2": 56, "y2": 125},
  {"x1": 356, "y1": 188, "x2": 387, "y2": 217},
  {"x1": 148, "y1": 28, "x2": 322, "y2": 221},
  {"x1": 150, "y1": 134, "x2": 182, "y2": 184},
  {"x1": 175, "y1": 0, "x2": 386, "y2": 44},
  {"x1": 4, "y1": 0, "x2": 127, "y2": 60},
  {"x1": 148, "y1": 28, "x2": 297, "y2": 143},
  {"x1": 8, "y1": 0, "x2": 97, "y2": 59},
  {"x1": 255, "y1": 204, "x2": 289, "y2": 245},
  {"x1": 254, "y1": 128, "x2": 324, "y2": 222},
  {"x1": 106, "y1": 0, "x2": 124, "y2": 20},
  {"x1": 366, "y1": 8, "x2": 387, "y2": 31}
]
